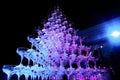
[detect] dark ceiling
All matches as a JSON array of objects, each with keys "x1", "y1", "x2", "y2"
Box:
[{"x1": 1, "y1": 0, "x2": 120, "y2": 30}]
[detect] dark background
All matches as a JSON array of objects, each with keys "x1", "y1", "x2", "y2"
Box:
[{"x1": 0, "y1": 0, "x2": 120, "y2": 80}]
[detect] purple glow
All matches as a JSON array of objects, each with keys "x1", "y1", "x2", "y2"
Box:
[{"x1": 2, "y1": 6, "x2": 111, "y2": 80}]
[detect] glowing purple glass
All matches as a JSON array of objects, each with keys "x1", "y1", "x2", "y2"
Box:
[{"x1": 2, "y1": 6, "x2": 110, "y2": 80}]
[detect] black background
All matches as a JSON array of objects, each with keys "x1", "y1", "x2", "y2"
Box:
[{"x1": 0, "y1": 0, "x2": 120, "y2": 79}]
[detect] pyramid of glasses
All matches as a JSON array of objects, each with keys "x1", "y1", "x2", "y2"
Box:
[{"x1": 2, "y1": 7, "x2": 110, "y2": 80}]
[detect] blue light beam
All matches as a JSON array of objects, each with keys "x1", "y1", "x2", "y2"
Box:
[{"x1": 105, "y1": 20, "x2": 120, "y2": 45}]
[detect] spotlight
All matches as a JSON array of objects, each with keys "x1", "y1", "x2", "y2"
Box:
[
  {"x1": 108, "y1": 30, "x2": 120, "y2": 45},
  {"x1": 105, "y1": 21, "x2": 120, "y2": 45},
  {"x1": 111, "y1": 30, "x2": 120, "y2": 38}
]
